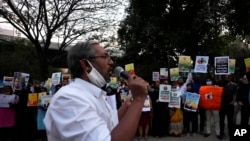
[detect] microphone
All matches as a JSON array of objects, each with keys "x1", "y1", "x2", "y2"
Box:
[{"x1": 114, "y1": 66, "x2": 129, "y2": 80}]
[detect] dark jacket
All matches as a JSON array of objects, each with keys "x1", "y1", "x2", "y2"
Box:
[
  {"x1": 220, "y1": 82, "x2": 237, "y2": 109},
  {"x1": 237, "y1": 82, "x2": 250, "y2": 106}
]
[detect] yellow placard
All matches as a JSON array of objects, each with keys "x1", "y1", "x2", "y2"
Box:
[
  {"x1": 27, "y1": 93, "x2": 38, "y2": 106},
  {"x1": 125, "y1": 63, "x2": 135, "y2": 75},
  {"x1": 229, "y1": 59, "x2": 236, "y2": 74},
  {"x1": 244, "y1": 58, "x2": 250, "y2": 72},
  {"x1": 170, "y1": 68, "x2": 180, "y2": 81},
  {"x1": 178, "y1": 56, "x2": 191, "y2": 72}
]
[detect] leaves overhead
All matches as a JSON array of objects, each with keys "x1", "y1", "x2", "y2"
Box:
[{"x1": 0, "y1": 0, "x2": 124, "y2": 79}]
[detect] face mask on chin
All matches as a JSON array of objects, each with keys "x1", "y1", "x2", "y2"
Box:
[
  {"x1": 86, "y1": 60, "x2": 107, "y2": 88},
  {"x1": 206, "y1": 81, "x2": 212, "y2": 85}
]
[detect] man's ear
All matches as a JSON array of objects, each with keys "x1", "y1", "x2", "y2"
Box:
[{"x1": 80, "y1": 59, "x2": 92, "y2": 73}]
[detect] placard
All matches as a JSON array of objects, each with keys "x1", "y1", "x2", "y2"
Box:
[
  {"x1": 3, "y1": 76, "x2": 13, "y2": 87},
  {"x1": 160, "y1": 68, "x2": 168, "y2": 79},
  {"x1": 178, "y1": 56, "x2": 191, "y2": 72},
  {"x1": 168, "y1": 91, "x2": 181, "y2": 108},
  {"x1": 229, "y1": 59, "x2": 236, "y2": 74},
  {"x1": 142, "y1": 95, "x2": 150, "y2": 111},
  {"x1": 214, "y1": 56, "x2": 229, "y2": 75},
  {"x1": 244, "y1": 58, "x2": 250, "y2": 72},
  {"x1": 125, "y1": 63, "x2": 135, "y2": 75},
  {"x1": 194, "y1": 56, "x2": 209, "y2": 73},
  {"x1": 159, "y1": 84, "x2": 171, "y2": 102},
  {"x1": 184, "y1": 92, "x2": 200, "y2": 112},
  {"x1": 170, "y1": 68, "x2": 180, "y2": 81},
  {"x1": 0, "y1": 94, "x2": 16, "y2": 107},
  {"x1": 152, "y1": 71, "x2": 160, "y2": 81},
  {"x1": 27, "y1": 93, "x2": 38, "y2": 107}
]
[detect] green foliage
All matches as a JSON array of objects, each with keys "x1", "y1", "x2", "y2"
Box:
[
  {"x1": 118, "y1": 0, "x2": 225, "y2": 72},
  {"x1": 117, "y1": 0, "x2": 250, "y2": 79},
  {"x1": 226, "y1": 0, "x2": 250, "y2": 36},
  {"x1": 0, "y1": 39, "x2": 41, "y2": 80}
]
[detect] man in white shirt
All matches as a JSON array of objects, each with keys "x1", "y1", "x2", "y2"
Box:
[{"x1": 43, "y1": 40, "x2": 149, "y2": 141}]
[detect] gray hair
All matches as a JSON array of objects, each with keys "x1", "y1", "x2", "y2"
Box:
[{"x1": 67, "y1": 40, "x2": 99, "y2": 78}]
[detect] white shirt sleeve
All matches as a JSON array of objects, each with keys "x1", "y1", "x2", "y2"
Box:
[
  {"x1": 44, "y1": 93, "x2": 115, "y2": 141},
  {"x1": 179, "y1": 72, "x2": 193, "y2": 96}
]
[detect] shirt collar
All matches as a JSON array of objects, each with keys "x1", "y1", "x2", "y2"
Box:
[{"x1": 73, "y1": 78, "x2": 107, "y2": 97}]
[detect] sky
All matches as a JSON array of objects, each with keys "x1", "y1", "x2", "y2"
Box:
[
  {"x1": 0, "y1": 17, "x2": 14, "y2": 30},
  {"x1": 0, "y1": 1, "x2": 129, "y2": 43}
]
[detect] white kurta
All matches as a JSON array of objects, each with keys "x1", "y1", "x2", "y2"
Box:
[{"x1": 43, "y1": 78, "x2": 119, "y2": 141}]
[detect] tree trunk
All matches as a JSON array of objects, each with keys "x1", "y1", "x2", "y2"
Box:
[
  {"x1": 34, "y1": 41, "x2": 50, "y2": 81},
  {"x1": 39, "y1": 55, "x2": 50, "y2": 81}
]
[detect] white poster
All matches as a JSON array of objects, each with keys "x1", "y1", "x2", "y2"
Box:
[
  {"x1": 3, "y1": 76, "x2": 14, "y2": 87},
  {"x1": 0, "y1": 94, "x2": 16, "y2": 107},
  {"x1": 168, "y1": 91, "x2": 181, "y2": 108},
  {"x1": 152, "y1": 71, "x2": 160, "y2": 81},
  {"x1": 21, "y1": 73, "x2": 30, "y2": 88},
  {"x1": 194, "y1": 56, "x2": 209, "y2": 73},
  {"x1": 51, "y1": 72, "x2": 62, "y2": 86},
  {"x1": 159, "y1": 84, "x2": 171, "y2": 102},
  {"x1": 160, "y1": 68, "x2": 168, "y2": 79}
]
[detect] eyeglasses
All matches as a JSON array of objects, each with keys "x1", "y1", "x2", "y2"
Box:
[{"x1": 89, "y1": 55, "x2": 111, "y2": 60}]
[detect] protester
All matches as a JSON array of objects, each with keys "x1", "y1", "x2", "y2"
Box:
[
  {"x1": 14, "y1": 79, "x2": 37, "y2": 141},
  {"x1": 149, "y1": 80, "x2": 169, "y2": 138},
  {"x1": 0, "y1": 86, "x2": 19, "y2": 141},
  {"x1": 202, "y1": 78, "x2": 221, "y2": 139},
  {"x1": 43, "y1": 40, "x2": 149, "y2": 141},
  {"x1": 219, "y1": 75, "x2": 237, "y2": 140},
  {"x1": 176, "y1": 67, "x2": 192, "y2": 135},
  {"x1": 237, "y1": 72, "x2": 250, "y2": 125},
  {"x1": 182, "y1": 83, "x2": 198, "y2": 136},
  {"x1": 169, "y1": 81, "x2": 183, "y2": 137},
  {"x1": 62, "y1": 79, "x2": 69, "y2": 86},
  {"x1": 137, "y1": 95, "x2": 151, "y2": 140}
]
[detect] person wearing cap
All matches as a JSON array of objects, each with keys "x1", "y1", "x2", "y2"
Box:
[{"x1": 43, "y1": 40, "x2": 149, "y2": 141}]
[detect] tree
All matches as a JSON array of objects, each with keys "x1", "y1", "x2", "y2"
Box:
[
  {"x1": 0, "y1": 0, "x2": 124, "y2": 80},
  {"x1": 0, "y1": 38, "x2": 41, "y2": 80},
  {"x1": 118, "y1": 0, "x2": 227, "y2": 73},
  {"x1": 226, "y1": 0, "x2": 250, "y2": 36}
]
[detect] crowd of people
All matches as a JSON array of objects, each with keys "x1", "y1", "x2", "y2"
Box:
[
  {"x1": 135, "y1": 71, "x2": 250, "y2": 141},
  {"x1": 0, "y1": 79, "x2": 69, "y2": 141},
  {"x1": 0, "y1": 40, "x2": 250, "y2": 141},
  {"x1": 105, "y1": 70, "x2": 249, "y2": 141}
]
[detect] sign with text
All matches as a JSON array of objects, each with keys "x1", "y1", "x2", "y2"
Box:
[
  {"x1": 214, "y1": 56, "x2": 229, "y2": 75},
  {"x1": 168, "y1": 91, "x2": 181, "y2": 108},
  {"x1": 231, "y1": 125, "x2": 250, "y2": 141},
  {"x1": 159, "y1": 84, "x2": 171, "y2": 102},
  {"x1": 152, "y1": 71, "x2": 160, "y2": 81}
]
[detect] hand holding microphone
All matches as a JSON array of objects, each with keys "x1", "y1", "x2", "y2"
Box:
[{"x1": 114, "y1": 66, "x2": 149, "y2": 102}]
